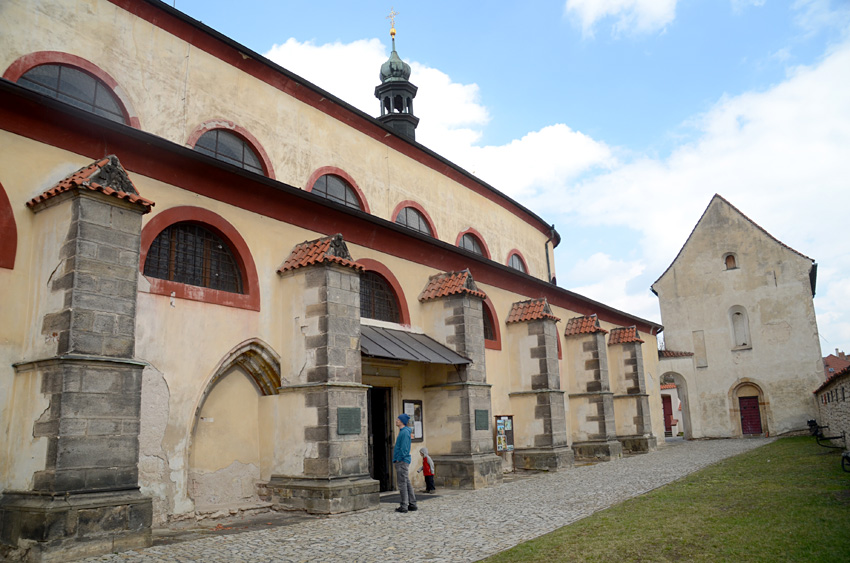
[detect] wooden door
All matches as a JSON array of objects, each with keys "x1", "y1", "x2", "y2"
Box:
[
  {"x1": 739, "y1": 396, "x2": 762, "y2": 435},
  {"x1": 662, "y1": 395, "x2": 673, "y2": 434}
]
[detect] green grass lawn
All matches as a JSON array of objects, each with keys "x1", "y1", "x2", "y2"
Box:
[{"x1": 481, "y1": 437, "x2": 850, "y2": 562}]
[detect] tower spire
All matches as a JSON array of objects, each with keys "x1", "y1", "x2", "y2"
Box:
[{"x1": 375, "y1": 8, "x2": 419, "y2": 141}]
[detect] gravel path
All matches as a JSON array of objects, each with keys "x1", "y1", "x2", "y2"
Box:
[{"x1": 82, "y1": 438, "x2": 772, "y2": 563}]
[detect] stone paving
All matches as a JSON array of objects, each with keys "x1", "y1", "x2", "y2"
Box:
[{"x1": 82, "y1": 438, "x2": 772, "y2": 563}]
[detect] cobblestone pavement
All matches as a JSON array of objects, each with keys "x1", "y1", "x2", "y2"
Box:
[{"x1": 82, "y1": 438, "x2": 772, "y2": 563}]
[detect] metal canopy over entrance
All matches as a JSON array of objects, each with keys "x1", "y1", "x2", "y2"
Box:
[{"x1": 360, "y1": 325, "x2": 470, "y2": 365}]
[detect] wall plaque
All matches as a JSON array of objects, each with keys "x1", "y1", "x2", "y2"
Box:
[
  {"x1": 475, "y1": 409, "x2": 489, "y2": 431},
  {"x1": 337, "y1": 407, "x2": 361, "y2": 435}
]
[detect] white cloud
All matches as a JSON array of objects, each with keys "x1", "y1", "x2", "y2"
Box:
[
  {"x1": 564, "y1": 0, "x2": 678, "y2": 36},
  {"x1": 567, "y1": 253, "x2": 658, "y2": 320}
]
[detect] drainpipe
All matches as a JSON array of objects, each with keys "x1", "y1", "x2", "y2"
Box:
[{"x1": 545, "y1": 225, "x2": 559, "y2": 284}]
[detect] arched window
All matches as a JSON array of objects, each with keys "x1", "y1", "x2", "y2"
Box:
[
  {"x1": 17, "y1": 64, "x2": 127, "y2": 124},
  {"x1": 482, "y1": 297, "x2": 501, "y2": 350},
  {"x1": 312, "y1": 174, "x2": 362, "y2": 210},
  {"x1": 508, "y1": 252, "x2": 527, "y2": 273},
  {"x1": 724, "y1": 253, "x2": 738, "y2": 270},
  {"x1": 729, "y1": 306, "x2": 751, "y2": 349},
  {"x1": 144, "y1": 222, "x2": 243, "y2": 294},
  {"x1": 459, "y1": 233, "x2": 484, "y2": 256},
  {"x1": 193, "y1": 129, "x2": 264, "y2": 175},
  {"x1": 360, "y1": 271, "x2": 401, "y2": 323},
  {"x1": 395, "y1": 206, "x2": 432, "y2": 236}
]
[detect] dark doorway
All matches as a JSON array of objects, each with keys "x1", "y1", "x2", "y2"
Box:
[
  {"x1": 739, "y1": 396, "x2": 763, "y2": 435},
  {"x1": 662, "y1": 395, "x2": 673, "y2": 437},
  {"x1": 368, "y1": 386, "x2": 392, "y2": 491}
]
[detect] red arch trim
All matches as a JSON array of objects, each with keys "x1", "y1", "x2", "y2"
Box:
[
  {"x1": 391, "y1": 200, "x2": 439, "y2": 239},
  {"x1": 186, "y1": 120, "x2": 276, "y2": 179},
  {"x1": 456, "y1": 227, "x2": 491, "y2": 260},
  {"x1": 483, "y1": 295, "x2": 501, "y2": 351},
  {"x1": 140, "y1": 206, "x2": 260, "y2": 311},
  {"x1": 355, "y1": 258, "x2": 411, "y2": 326},
  {"x1": 3, "y1": 51, "x2": 140, "y2": 128},
  {"x1": 305, "y1": 166, "x2": 371, "y2": 214},
  {"x1": 0, "y1": 181, "x2": 17, "y2": 269},
  {"x1": 506, "y1": 249, "x2": 530, "y2": 274}
]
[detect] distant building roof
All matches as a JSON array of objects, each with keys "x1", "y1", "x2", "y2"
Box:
[{"x1": 823, "y1": 352, "x2": 850, "y2": 380}]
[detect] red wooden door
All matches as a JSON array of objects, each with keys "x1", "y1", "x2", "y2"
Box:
[
  {"x1": 739, "y1": 396, "x2": 762, "y2": 435},
  {"x1": 662, "y1": 395, "x2": 673, "y2": 433}
]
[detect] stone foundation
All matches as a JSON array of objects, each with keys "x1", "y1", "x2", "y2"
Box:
[
  {"x1": 619, "y1": 435, "x2": 658, "y2": 453},
  {"x1": 264, "y1": 476, "x2": 379, "y2": 514},
  {"x1": 572, "y1": 440, "x2": 623, "y2": 462},
  {"x1": 433, "y1": 453, "x2": 503, "y2": 489},
  {"x1": 0, "y1": 490, "x2": 151, "y2": 563},
  {"x1": 513, "y1": 446, "x2": 574, "y2": 471}
]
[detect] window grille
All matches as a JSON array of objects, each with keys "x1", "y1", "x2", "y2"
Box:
[
  {"x1": 395, "y1": 207, "x2": 432, "y2": 236},
  {"x1": 483, "y1": 306, "x2": 495, "y2": 341},
  {"x1": 144, "y1": 223, "x2": 243, "y2": 293},
  {"x1": 312, "y1": 174, "x2": 361, "y2": 210},
  {"x1": 194, "y1": 129, "x2": 264, "y2": 175},
  {"x1": 18, "y1": 64, "x2": 126, "y2": 124},
  {"x1": 360, "y1": 271, "x2": 400, "y2": 323},
  {"x1": 459, "y1": 233, "x2": 484, "y2": 255},
  {"x1": 508, "y1": 253, "x2": 527, "y2": 273}
]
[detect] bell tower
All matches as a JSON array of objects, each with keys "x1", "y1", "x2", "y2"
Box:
[{"x1": 375, "y1": 9, "x2": 419, "y2": 141}]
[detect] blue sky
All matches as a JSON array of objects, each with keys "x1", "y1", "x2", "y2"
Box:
[{"x1": 171, "y1": 0, "x2": 850, "y2": 351}]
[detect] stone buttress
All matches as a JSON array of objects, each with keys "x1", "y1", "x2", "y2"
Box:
[
  {"x1": 563, "y1": 315, "x2": 623, "y2": 461},
  {"x1": 609, "y1": 327, "x2": 657, "y2": 453},
  {"x1": 418, "y1": 271, "x2": 502, "y2": 488},
  {"x1": 0, "y1": 157, "x2": 154, "y2": 562},
  {"x1": 505, "y1": 299, "x2": 573, "y2": 470},
  {"x1": 267, "y1": 235, "x2": 379, "y2": 514}
]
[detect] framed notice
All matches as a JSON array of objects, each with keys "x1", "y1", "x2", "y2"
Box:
[
  {"x1": 495, "y1": 415, "x2": 514, "y2": 452},
  {"x1": 403, "y1": 399, "x2": 423, "y2": 441}
]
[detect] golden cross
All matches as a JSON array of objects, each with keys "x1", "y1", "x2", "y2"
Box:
[{"x1": 387, "y1": 7, "x2": 399, "y2": 32}]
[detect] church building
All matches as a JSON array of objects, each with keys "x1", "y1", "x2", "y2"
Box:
[
  {"x1": 653, "y1": 195, "x2": 823, "y2": 440},
  {"x1": 0, "y1": 1, "x2": 664, "y2": 559}
]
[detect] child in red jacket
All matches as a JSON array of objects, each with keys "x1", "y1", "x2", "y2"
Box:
[{"x1": 417, "y1": 447, "x2": 435, "y2": 493}]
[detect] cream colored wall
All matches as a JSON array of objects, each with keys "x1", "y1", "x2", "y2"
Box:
[
  {"x1": 0, "y1": 134, "x2": 116, "y2": 490},
  {"x1": 653, "y1": 199, "x2": 823, "y2": 438},
  {"x1": 0, "y1": 0, "x2": 552, "y2": 278}
]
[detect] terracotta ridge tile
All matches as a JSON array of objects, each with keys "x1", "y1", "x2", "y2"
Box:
[
  {"x1": 418, "y1": 269, "x2": 486, "y2": 302},
  {"x1": 506, "y1": 297, "x2": 560, "y2": 324},
  {"x1": 563, "y1": 314, "x2": 608, "y2": 337},
  {"x1": 277, "y1": 233, "x2": 363, "y2": 273}
]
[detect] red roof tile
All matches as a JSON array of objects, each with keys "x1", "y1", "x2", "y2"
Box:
[
  {"x1": 660, "y1": 384, "x2": 677, "y2": 390},
  {"x1": 506, "y1": 298, "x2": 560, "y2": 324},
  {"x1": 608, "y1": 326, "x2": 644, "y2": 345},
  {"x1": 277, "y1": 234, "x2": 363, "y2": 273},
  {"x1": 27, "y1": 155, "x2": 154, "y2": 212},
  {"x1": 418, "y1": 270, "x2": 486, "y2": 302},
  {"x1": 823, "y1": 354, "x2": 850, "y2": 380},
  {"x1": 563, "y1": 314, "x2": 608, "y2": 337},
  {"x1": 659, "y1": 349, "x2": 694, "y2": 358}
]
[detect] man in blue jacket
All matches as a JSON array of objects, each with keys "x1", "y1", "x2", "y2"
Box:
[{"x1": 392, "y1": 413, "x2": 418, "y2": 513}]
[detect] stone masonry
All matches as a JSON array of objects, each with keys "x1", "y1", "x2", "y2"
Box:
[
  {"x1": 567, "y1": 330, "x2": 622, "y2": 462},
  {"x1": 268, "y1": 241, "x2": 378, "y2": 514},
  {"x1": 507, "y1": 302, "x2": 573, "y2": 471},
  {"x1": 0, "y1": 158, "x2": 153, "y2": 562},
  {"x1": 420, "y1": 272, "x2": 502, "y2": 489},
  {"x1": 610, "y1": 332, "x2": 657, "y2": 454}
]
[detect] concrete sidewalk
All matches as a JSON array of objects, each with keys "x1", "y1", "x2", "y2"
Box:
[{"x1": 82, "y1": 438, "x2": 772, "y2": 563}]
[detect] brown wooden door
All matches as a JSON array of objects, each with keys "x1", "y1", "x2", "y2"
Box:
[
  {"x1": 739, "y1": 396, "x2": 762, "y2": 435},
  {"x1": 662, "y1": 395, "x2": 673, "y2": 433}
]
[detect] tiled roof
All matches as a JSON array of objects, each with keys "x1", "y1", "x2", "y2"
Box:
[
  {"x1": 659, "y1": 349, "x2": 694, "y2": 358},
  {"x1": 506, "y1": 298, "x2": 560, "y2": 324},
  {"x1": 814, "y1": 364, "x2": 850, "y2": 394},
  {"x1": 608, "y1": 326, "x2": 644, "y2": 345},
  {"x1": 27, "y1": 155, "x2": 154, "y2": 212},
  {"x1": 823, "y1": 354, "x2": 850, "y2": 380},
  {"x1": 563, "y1": 314, "x2": 608, "y2": 337},
  {"x1": 419, "y1": 269, "x2": 486, "y2": 302},
  {"x1": 277, "y1": 234, "x2": 363, "y2": 273},
  {"x1": 660, "y1": 384, "x2": 677, "y2": 390}
]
